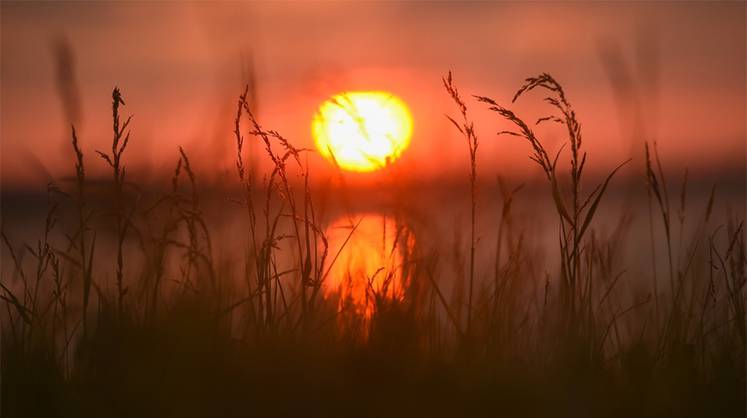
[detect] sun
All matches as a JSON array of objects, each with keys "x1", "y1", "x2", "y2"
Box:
[{"x1": 312, "y1": 91, "x2": 413, "y2": 172}]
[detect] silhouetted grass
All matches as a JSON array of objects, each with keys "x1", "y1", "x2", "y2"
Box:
[{"x1": 0, "y1": 73, "x2": 744, "y2": 418}]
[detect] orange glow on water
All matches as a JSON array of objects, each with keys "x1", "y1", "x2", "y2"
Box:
[
  {"x1": 323, "y1": 214, "x2": 414, "y2": 320},
  {"x1": 312, "y1": 92, "x2": 413, "y2": 172}
]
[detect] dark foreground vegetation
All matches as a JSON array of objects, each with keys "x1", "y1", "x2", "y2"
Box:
[{"x1": 1, "y1": 74, "x2": 744, "y2": 417}]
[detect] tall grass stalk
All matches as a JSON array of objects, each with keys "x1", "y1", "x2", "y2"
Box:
[
  {"x1": 476, "y1": 73, "x2": 629, "y2": 351},
  {"x1": 95, "y1": 88, "x2": 133, "y2": 316},
  {"x1": 443, "y1": 71, "x2": 478, "y2": 336},
  {"x1": 70, "y1": 126, "x2": 95, "y2": 334}
]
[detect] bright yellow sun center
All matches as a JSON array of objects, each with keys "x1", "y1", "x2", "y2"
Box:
[{"x1": 312, "y1": 91, "x2": 413, "y2": 172}]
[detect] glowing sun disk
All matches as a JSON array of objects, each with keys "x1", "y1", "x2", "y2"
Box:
[{"x1": 312, "y1": 91, "x2": 413, "y2": 172}]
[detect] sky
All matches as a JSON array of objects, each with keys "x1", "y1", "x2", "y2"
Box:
[{"x1": 1, "y1": 1, "x2": 745, "y2": 189}]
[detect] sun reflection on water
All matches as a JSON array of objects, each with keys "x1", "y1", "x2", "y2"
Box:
[{"x1": 322, "y1": 213, "x2": 415, "y2": 321}]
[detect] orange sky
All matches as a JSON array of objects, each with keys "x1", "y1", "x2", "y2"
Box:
[{"x1": 1, "y1": 1, "x2": 744, "y2": 189}]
